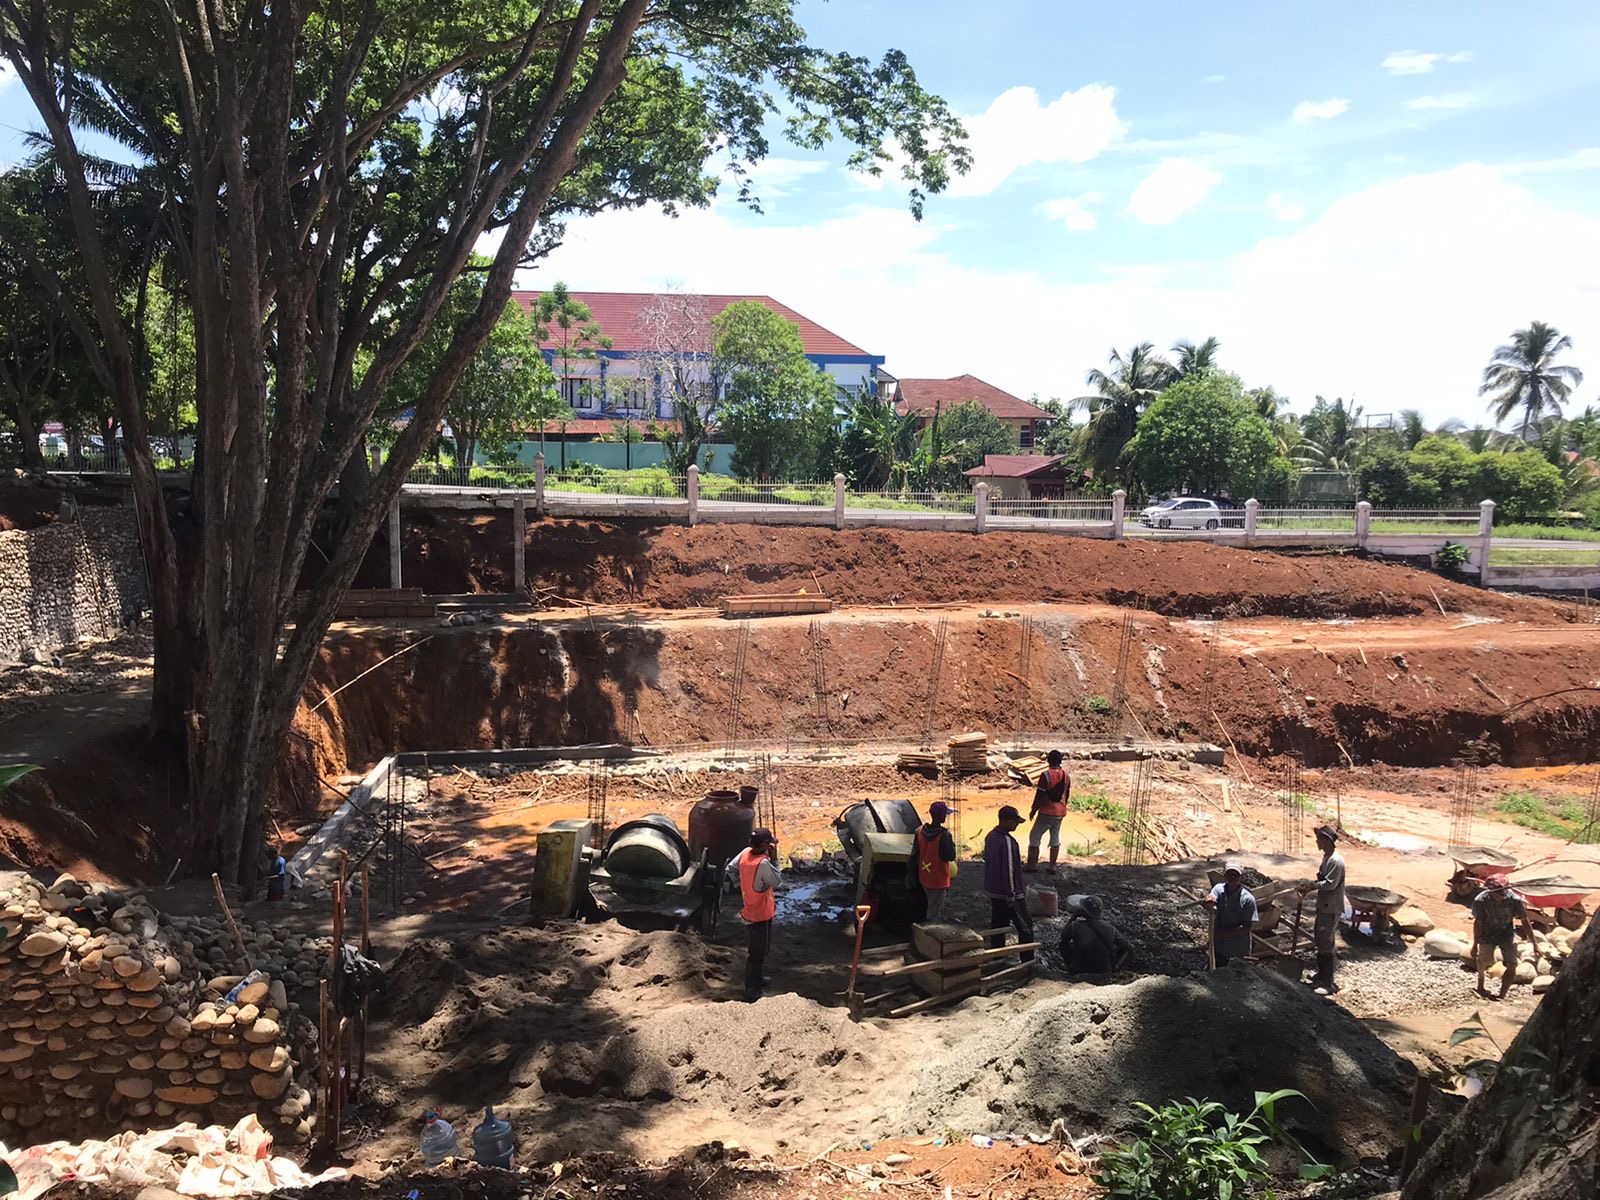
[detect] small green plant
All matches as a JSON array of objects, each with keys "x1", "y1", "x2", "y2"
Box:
[
  {"x1": 1069, "y1": 789, "x2": 1130, "y2": 828},
  {"x1": 1434, "y1": 541, "x2": 1471, "y2": 576},
  {"x1": 1492, "y1": 790, "x2": 1596, "y2": 841},
  {"x1": 1063, "y1": 838, "x2": 1104, "y2": 857},
  {"x1": 1085, "y1": 694, "x2": 1113, "y2": 715},
  {"x1": 1097, "y1": 1090, "x2": 1324, "y2": 1200},
  {"x1": 0, "y1": 765, "x2": 41, "y2": 792}
]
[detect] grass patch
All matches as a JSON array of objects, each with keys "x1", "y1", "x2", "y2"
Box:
[
  {"x1": 1084, "y1": 694, "x2": 1112, "y2": 715},
  {"x1": 1492, "y1": 790, "x2": 1597, "y2": 841},
  {"x1": 1490, "y1": 548, "x2": 1600, "y2": 566},
  {"x1": 1070, "y1": 789, "x2": 1130, "y2": 829}
]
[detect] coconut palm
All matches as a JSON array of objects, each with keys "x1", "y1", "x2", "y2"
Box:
[
  {"x1": 1398, "y1": 409, "x2": 1427, "y2": 450},
  {"x1": 1480, "y1": 321, "x2": 1584, "y2": 440},
  {"x1": 1171, "y1": 336, "x2": 1220, "y2": 380},
  {"x1": 1070, "y1": 342, "x2": 1174, "y2": 483}
]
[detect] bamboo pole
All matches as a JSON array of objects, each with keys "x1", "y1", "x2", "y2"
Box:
[{"x1": 210, "y1": 873, "x2": 253, "y2": 971}]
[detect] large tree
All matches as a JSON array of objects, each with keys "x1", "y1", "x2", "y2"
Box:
[
  {"x1": 715, "y1": 300, "x2": 839, "y2": 480},
  {"x1": 634, "y1": 291, "x2": 728, "y2": 480},
  {"x1": 0, "y1": 1, "x2": 966, "y2": 886},
  {"x1": 1131, "y1": 371, "x2": 1282, "y2": 498},
  {"x1": 1170, "y1": 336, "x2": 1219, "y2": 380},
  {"x1": 1480, "y1": 321, "x2": 1584, "y2": 441},
  {"x1": 1071, "y1": 342, "x2": 1174, "y2": 486}
]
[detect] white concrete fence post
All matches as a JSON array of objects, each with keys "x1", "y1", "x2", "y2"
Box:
[
  {"x1": 369, "y1": 444, "x2": 382, "y2": 473},
  {"x1": 686, "y1": 464, "x2": 700, "y2": 527},
  {"x1": 388, "y1": 501, "x2": 402, "y2": 590},
  {"x1": 534, "y1": 452, "x2": 547, "y2": 516},
  {"x1": 1355, "y1": 500, "x2": 1372, "y2": 550},
  {"x1": 834, "y1": 473, "x2": 847, "y2": 530},
  {"x1": 1111, "y1": 489, "x2": 1126, "y2": 541},
  {"x1": 1478, "y1": 498, "x2": 1496, "y2": 582},
  {"x1": 974, "y1": 481, "x2": 990, "y2": 533},
  {"x1": 1244, "y1": 498, "x2": 1260, "y2": 546},
  {"x1": 512, "y1": 494, "x2": 526, "y2": 595}
]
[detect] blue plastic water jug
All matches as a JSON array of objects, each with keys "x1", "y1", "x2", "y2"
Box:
[{"x1": 472, "y1": 1106, "x2": 515, "y2": 1168}]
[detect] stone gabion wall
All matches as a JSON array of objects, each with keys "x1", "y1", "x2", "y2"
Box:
[
  {"x1": 0, "y1": 874, "x2": 318, "y2": 1145},
  {"x1": 0, "y1": 505, "x2": 149, "y2": 666}
]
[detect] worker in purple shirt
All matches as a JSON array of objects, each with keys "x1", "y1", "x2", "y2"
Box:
[{"x1": 983, "y1": 806, "x2": 1034, "y2": 962}]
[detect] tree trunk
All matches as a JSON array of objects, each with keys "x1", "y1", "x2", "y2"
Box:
[
  {"x1": 11, "y1": 393, "x2": 42, "y2": 469},
  {"x1": 1403, "y1": 918, "x2": 1600, "y2": 1199}
]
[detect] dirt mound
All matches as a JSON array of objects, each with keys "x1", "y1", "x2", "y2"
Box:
[
  {"x1": 892, "y1": 967, "x2": 1417, "y2": 1164},
  {"x1": 352, "y1": 514, "x2": 1553, "y2": 621}
]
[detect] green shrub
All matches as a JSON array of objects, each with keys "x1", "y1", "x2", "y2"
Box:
[
  {"x1": 1097, "y1": 1090, "x2": 1323, "y2": 1200},
  {"x1": 1434, "y1": 541, "x2": 1471, "y2": 576},
  {"x1": 1085, "y1": 694, "x2": 1113, "y2": 715}
]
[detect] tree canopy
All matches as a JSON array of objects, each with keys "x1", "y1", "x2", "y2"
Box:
[
  {"x1": 1131, "y1": 372, "x2": 1282, "y2": 499},
  {"x1": 1481, "y1": 321, "x2": 1584, "y2": 440},
  {"x1": 0, "y1": 0, "x2": 967, "y2": 884},
  {"x1": 715, "y1": 300, "x2": 839, "y2": 480}
]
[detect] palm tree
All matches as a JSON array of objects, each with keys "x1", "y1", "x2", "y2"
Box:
[
  {"x1": 1480, "y1": 321, "x2": 1584, "y2": 441},
  {"x1": 1170, "y1": 336, "x2": 1220, "y2": 380},
  {"x1": 843, "y1": 389, "x2": 920, "y2": 489},
  {"x1": 1398, "y1": 409, "x2": 1427, "y2": 450},
  {"x1": 1070, "y1": 343, "x2": 1173, "y2": 483}
]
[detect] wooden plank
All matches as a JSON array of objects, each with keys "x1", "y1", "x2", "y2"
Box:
[{"x1": 859, "y1": 942, "x2": 1043, "y2": 979}]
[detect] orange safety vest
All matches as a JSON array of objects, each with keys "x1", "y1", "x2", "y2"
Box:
[
  {"x1": 915, "y1": 827, "x2": 952, "y2": 891},
  {"x1": 739, "y1": 849, "x2": 776, "y2": 923},
  {"x1": 1036, "y1": 767, "x2": 1070, "y2": 818}
]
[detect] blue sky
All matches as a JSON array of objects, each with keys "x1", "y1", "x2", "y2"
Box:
[{"x1": 4, "y1": 2, "x2": 1598, "y2": 426}]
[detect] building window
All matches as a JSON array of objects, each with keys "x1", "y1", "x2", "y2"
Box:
[
  {"x1": 568, "y1": 378, "x2": 597, "y2": 409},
  {"x1": 1019, "y1": 421, "x2": 1034, "y2": 449}
]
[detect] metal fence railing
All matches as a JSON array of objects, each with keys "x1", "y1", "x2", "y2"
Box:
[
  {"x1": 846, "y1": 490, "x2": 976, "y2": 514},
  {"x1": 989, "y1": 497, "x2": 1115, "y2": 523},
  {"x1": 545, "y1": 469, "x2": 687, "y2": 499},
  {"x1": 1253, "y1": 507, "x2": 1358, "y2": 532},
  {"x1": 699, "y1": 481, "x2": 834, "y2": 508},
  {"x1": 1367, "y1": 509, "x2": 1481, "y2": 533}
]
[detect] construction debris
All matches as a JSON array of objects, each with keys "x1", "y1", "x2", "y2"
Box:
[
  {"x1": 718, "y1": 593, "x2": 833, "y2": 617},
  {"x1": 946, "y1": 731, "x2": 989, "y2": 774},
  {"x1": 895, "y1": 751, "x2": 941, "y2": 773}
]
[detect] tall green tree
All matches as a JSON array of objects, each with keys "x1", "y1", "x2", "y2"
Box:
[
  {"x1": 0, "y1": 1, "x2": 966, "y2": 886},
  {"x1": 1170, "y1": 336, "x2": 1220, "y2": 380},
  {"x1": 1296, "y1": 396, "x2": 1365, "y2": 468},
  {"x1": 392, "y1": 262, "x2": 551, "y2": 470},
  {"x1": 1131, "y1": 371, "x2": 1282, "y2": 498},
  {"x1": 715, "y1": 300, "x2": 839, "y2": 480},
  {"x1": 1070, "y1": 343, "x2": 1173, "y2": 486},
  {"x1": 918, "y1": 400, "x2": 1011, "y2": 488},
  {"x1": 1480, "y1": 321, "x2": 1584, "y2": 440},
  {"x1": 533, "y1": 282, "x2": 611, "y2": 416},
  {"x1": 841, "y1": 388, "x2": 919, "y2": 489}
]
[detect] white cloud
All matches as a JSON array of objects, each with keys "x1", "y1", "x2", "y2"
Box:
[
  {"x1": 946, "y1": 84, "x2": 1126, "y2": 196},
  {"x1": 1038, "y1": 193, "x2": 1102, "y2": 232},
  {"x1": 1201, "y1": 74, "x2": 1226, "y2": 85},
  {"x1": 1292, "y1": 98, "x2": 1350, "y2": 123},
  {"x1": 1408, "y1": 93, "x2": 1477, "y2": 111},
  {"x1": 1265, "y1": 193, "x2": 1305, "y2": 221},
  {"x1": 734, "y1": 157, "x2": 827, "y2": 199},
  {"x1": 519, "y1": 163, "x2": 1600, "y2": 427},
  {"x1": 1446, "y1": 51, "x2": 1477, "y2": 64},
  {"x1": 1500, "y1": 147, "x2": 1600, "y2": 173},
  {"x1": 1382, "y1": 51, "x2": 1440, "y2": 75},
  {"x1": 1127, "y1": 158, "x2": 1222, "y2": 224}
]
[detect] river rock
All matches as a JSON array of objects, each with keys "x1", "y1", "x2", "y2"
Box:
[
  {"x1": 112, "y1": 955, "x2": 143, "y2": 978},
  {"x1": 250, "y1": 1070, "x2": 290, "y2": 1100},
  {"x1": 18, "y1": 930, "x2": 69, "y2": 957},
  {"x1": 1423, "y1": 930, "x2": 1469, "y2": 960},
  {"x1": 1532, "y1": 974, "x2": 1556, "y2": 993},
  {"x1": 242, "y1": 1018, "x2": 280, "y2": 1044},
  {"x1": 248, "y1": 1045, "x2": 289, "y2": 1073},
  {"x1": 114, "y1": 1078, "x2": 155, "y2": 1099},
  {"x1": 1390, "y1": 906, "x2": 1435, "y2": 935},
  {"x1": 154, "y1": 1085, "x2": 217, "y2": 1105},
  {"x1": 1512, "y1": 960, "x2": 1537, "y2": 984},
  {"x1": 237, "y1": 981, "x2": 270, "y2": 1007}
]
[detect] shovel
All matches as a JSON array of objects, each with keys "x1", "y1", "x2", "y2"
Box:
[{"x1": 846, "y1": 904, "x2": 873, "y2": 1019}]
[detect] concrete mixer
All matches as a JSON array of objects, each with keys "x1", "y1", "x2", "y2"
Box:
[{"x1": 586, "y1": 813, "x2": 720, "y2": 933}]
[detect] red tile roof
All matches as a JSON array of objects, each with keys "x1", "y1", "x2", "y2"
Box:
[
  {"x1": 896, "y1": 375, "x2": 1055, "y2": 421},
  {"x1": 510, "y1": 291, "x2": 875, "y2": 358},
  {"x1": 963, "y1": 454, "x2": 1068, "y2": 479}
]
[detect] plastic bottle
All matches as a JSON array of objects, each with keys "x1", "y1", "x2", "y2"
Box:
[
  {"x1": 472, "y1": 1106, "x2": 515, "y2": 1168},
  {"x1": 970, "y1": 1134, "x2": 995, "y2": 1149},
  {"x1": 419, "y1": 1110, "x2": 458, "y2": 1166}
]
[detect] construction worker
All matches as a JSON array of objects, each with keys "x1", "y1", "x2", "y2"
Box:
[
  {"x1": 1471, "y1": 874, "x2": 1537, "y2": 1000},
  {"x1": 1297, "y1": 825, "x2": 1346, "y2": 995},
  {"x1": 265, "y1": 848, "x2": 289, "y2": 902},
  {"x1": 1026, "y1": 750, "x2": 1071, "y2": 874},
  {"x1": 910, "y1": 801, "x2": 958, "y2": 920},
  {"x1": 1062, "y1": 895, "x2": 1131, "y2": 974},
  {"x1": 1203, "y1": 861, "x2": 1258, "y2": 966},
  {"x1": 738, "y1": 828, "x2": 780, "y2": 1002},
  {"x1": 983, "y1": 806, "x2": 1035, "y2": 962}
]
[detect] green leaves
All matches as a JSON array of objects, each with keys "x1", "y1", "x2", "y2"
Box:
[
  {"x1": 1096, "y1": 1091, "x2": 1315, "y2": 1200},
  {"x1": 1133, "y1": 371, "x2": 1285, "y2": 500},
  {"x1": 0, "y1": 765, "x2": 41, "y2": 792}
]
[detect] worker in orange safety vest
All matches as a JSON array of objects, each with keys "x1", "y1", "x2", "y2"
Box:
[
  {"x1": 909, "y1": 800, "x2": 958, "y2": 920},
  {"x1": 738, "y1": 827, "x2": 780, "y2": 1001},
  {"x1": 1026, "y1": 750, "x2": 1071, "y2": 875}
]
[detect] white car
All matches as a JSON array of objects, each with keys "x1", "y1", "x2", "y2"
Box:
[{"x1": 1140, "y1": 497, "x2": 1222, "y2": 530}]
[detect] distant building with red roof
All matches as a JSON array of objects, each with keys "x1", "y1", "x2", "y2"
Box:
[
  {"x1": 509, "y1": 291, "x2": 882, "y2": 427},
  {"x1": 962, "y1": 454, "x2": 1084, "y2": 500},
  {"x1": 890, "y1": 375, "x2": 1057, "y2": 451}
]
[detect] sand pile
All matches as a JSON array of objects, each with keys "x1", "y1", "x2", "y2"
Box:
[{"x1": 890, "y1": 966, "x2": 1416, "y2": 1162}]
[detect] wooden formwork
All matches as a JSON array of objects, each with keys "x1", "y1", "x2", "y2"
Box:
[{"x1": 847, "y1": 922, "x2": 1038, "y2": 1019}]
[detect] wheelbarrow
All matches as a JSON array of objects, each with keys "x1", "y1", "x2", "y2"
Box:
[
  {"x1": 1513, "y1": 876, "x2": 1596, "y2": 930},
  {"x1": 1345, "y1": 885, "x2": 1408, "y2": 938},
  {"x1": 1447, "y1": 846, "x2": 1519, "y2": 901}
]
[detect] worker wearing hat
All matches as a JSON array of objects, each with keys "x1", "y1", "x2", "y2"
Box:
[
  {"x1": 1471, "y1": 874, "x2": 1536, "y2": 1001},
  {"x1": 983, "y1": 806, "x2": 1035, "y2": 962},
  {"x1": 911, "y1": 801, "x2": 959, "y2": 921},
  {"x1": 1297, "y1": 825, "x2": 1346, "y2": 995},
  {"x1": 1203, "y1": 860, "x2": 1258, "y2": 967},
  {"x1": 738, "y1": 828, "x2": 781, "y2": 1002},
  {"x1": 1025, "y1": 750, "x2": 1072, "y2": 875}
]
